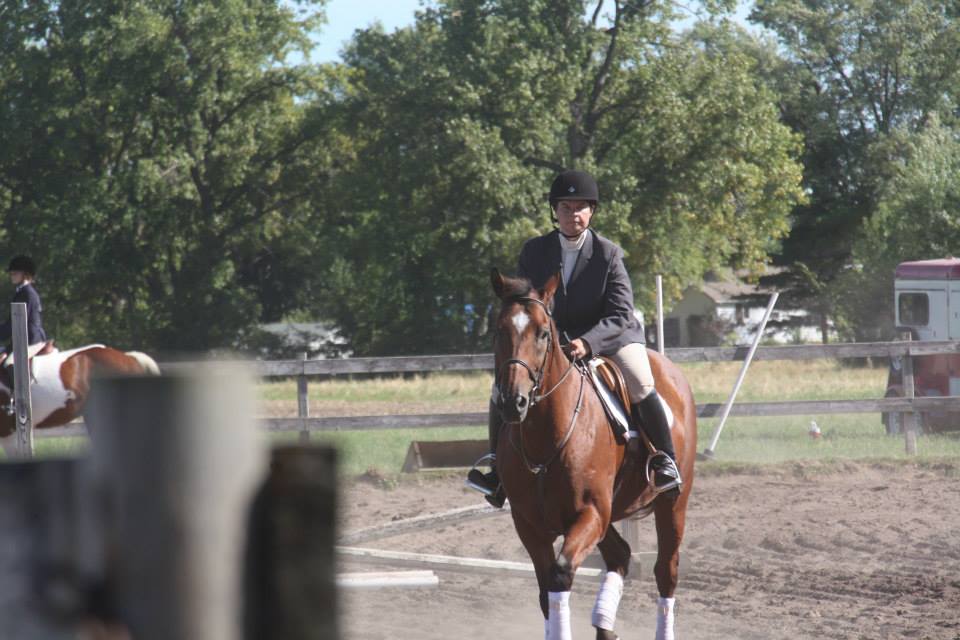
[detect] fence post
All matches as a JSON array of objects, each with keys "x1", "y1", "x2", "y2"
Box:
[
  {"x1": 11, "y1": 302, "x2": 33, "y2": 458},
  {"x1": 655, "y1": 275, "x2": 665, "y2": 355},
  {"x1": 84, "y1": 365, "x2": 267, "y2": 640},
  {"x1": 901, "y1": 336, "x2": 918, "y2": 456},
  {"x1": 244, "y1": 445, "x2": 338, "y2": 640},
  {"x1": 0, "y1": 458, "x2": 81, "y2": 639},
  {"x1": 298, "y1": 352, "x2": 310, "y2": 443}
]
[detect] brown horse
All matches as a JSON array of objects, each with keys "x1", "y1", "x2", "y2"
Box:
[
  {"x1": 491, "y1": 269, "x2": 696, "y2": 640},
  {"x1": 0, "y1": 344, "x2": 160, "y2": 454}
]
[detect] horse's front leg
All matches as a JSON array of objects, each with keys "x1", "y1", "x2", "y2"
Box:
[
  {"x1": 652, "y1": 494, "x2": 688, "y2": 640},
  {"x1": 512, "y1": 512, "x2": 557, "y2": 638},
  {"x1": 547, "y1": 506, "x2": 606, "y2": 640}
]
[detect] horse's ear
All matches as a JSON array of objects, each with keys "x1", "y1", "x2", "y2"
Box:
[
  {"x1": 491, "y1": 267, "x2": 506, "y2": 299},
  {"x1": 540, "y1": 271, "x2": 560, "y2": 307}
]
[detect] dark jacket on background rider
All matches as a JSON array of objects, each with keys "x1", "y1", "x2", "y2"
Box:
[
  {"x1": 0, "y1": 282, "x2": 47, "y2": 348},
  {"x1": 516, "y1": 228, "x2": 645, "y2": 356}
]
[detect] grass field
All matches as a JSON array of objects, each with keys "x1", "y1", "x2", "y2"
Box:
[
  {"x1": 261, "y1": 359, "x2": 960, "y2": 475},
  {"x1": 32, "y1": 359, "x2": 960, "y2": 474}
]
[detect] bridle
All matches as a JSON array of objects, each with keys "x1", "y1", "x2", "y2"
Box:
[
  {"x1": 494, "y1": 296, "x2": 577, "y2": 410},
  {"x1": 493, "y1": 294, "x2": 587, "y2": 486}
]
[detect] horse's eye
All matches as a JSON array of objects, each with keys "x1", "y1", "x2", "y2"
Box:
[{"x1": 539, "y1": 329, "x2": 550, "y2": 341}]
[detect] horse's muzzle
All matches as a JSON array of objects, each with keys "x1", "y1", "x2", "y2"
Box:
[{"x1": 499, "y1": 391, "x2": 531, "y2": 423}]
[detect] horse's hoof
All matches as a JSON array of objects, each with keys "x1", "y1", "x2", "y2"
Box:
[{"x1": 595, "y1": 628, "x2": 619, "y2": 640}]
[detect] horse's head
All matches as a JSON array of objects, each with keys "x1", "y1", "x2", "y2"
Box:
[{"x1": 490, "y1": 268, "x2": 560, "y2": 423}]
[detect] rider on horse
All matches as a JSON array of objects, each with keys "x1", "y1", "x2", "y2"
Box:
[
  {"x1": 469, "y1": 170, "x2": 682, "y2": 507},
  {"x1": 0, "y1": 255, "x2": 47, "y2": 359}
]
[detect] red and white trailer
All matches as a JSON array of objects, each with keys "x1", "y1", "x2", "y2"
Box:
[{"x1": 883, "y1": 258, "x2": 960, "y2": 433}]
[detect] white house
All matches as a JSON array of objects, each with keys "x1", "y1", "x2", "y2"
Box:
[
  {"x1": 658, "y1": 271, "x2": 830, "y2": 347},
  {"x1": 259, "y1": 321, "x2": 350, "y2": 357}
]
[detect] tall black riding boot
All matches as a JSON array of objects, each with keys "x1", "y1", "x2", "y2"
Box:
[
  {"x1": 466, "y1": 400, "x2": 506, "y2": 508},
  {"x1": 632, "y1": 390, "x2": 682, "y2": 495}
]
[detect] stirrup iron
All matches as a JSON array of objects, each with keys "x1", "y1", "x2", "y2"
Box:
[
  {"x1": 645, "y1": 451, "x2": 682, "y2": 495},
  {"x1": 465, "y1": 453, "x2": 498, "y2": 497}
]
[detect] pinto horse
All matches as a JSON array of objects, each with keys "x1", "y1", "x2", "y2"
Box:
[
  {"x1": 0, "y1": 344, "x2": 160, "y2": 455},
  {"x1": 491, "y1": 269, "x2": 696, "y2": 640}
]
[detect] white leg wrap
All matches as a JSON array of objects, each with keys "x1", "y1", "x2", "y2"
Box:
[
  {"x1": 655, "y1": 596, "x2": 676, "y2": 640},
  {"x1": 547, "y1": 591, "x2": 572, "y2": 640},
  {"x1": 544, "y1": 616, "x2": 551, "y2": 640},
  {"x1": 591, "y1": 571, "x2": 624, "y2": 630}
]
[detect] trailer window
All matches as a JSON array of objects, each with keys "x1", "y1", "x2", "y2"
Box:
[{"x1": 899, "y1": 293, "x2": 929, "y2": 326}]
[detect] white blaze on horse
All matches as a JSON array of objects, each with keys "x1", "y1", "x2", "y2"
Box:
[{"x1": 0, "y1": 343, "x2": 160, "y2": 455}]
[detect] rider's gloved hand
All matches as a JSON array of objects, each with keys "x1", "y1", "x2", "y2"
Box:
[{"x1": 562, "y1": 339, "x2": 591, "y2": 361}]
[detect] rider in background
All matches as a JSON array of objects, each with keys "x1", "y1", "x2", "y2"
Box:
[
  {"x1": 468, "y1": 170, "x2": 681, "y2": 507},
  {"x1": 0, "y1": 255, "x2": 47, "y2": 359}
]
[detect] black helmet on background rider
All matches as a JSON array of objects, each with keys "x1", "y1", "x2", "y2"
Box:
[
  {"x1": 548, "y1": 170, "x2": 599, "y2": 209},
  {"x1": 7, "y1": 255, "x2": 36, "y2": 276}
]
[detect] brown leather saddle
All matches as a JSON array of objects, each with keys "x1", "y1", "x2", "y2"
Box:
[
  {"x1": 591, "y1": 356, "x2": 633, "y2": 415},
  {"x1": 585, "y1": 355, "x2": 636, "y2": 442}
]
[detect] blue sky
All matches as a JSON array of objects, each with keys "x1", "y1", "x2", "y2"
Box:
[
  {"x1": 311, "y1": 0, "x2": 423, "y2": 63},
  {"x1": 307, "y1": 1, "x2": 757, "y2": 64}
]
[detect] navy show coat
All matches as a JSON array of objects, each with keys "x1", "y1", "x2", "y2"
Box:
[
  {"x1": 0, "y1": 282, "x2": 47, "y2": 346},
  {"x1": 516, "y1": 229, "x2": 645, "y2": 356}
]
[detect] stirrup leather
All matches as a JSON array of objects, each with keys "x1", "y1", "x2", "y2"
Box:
[{"x1": 645, "y1": 451, "x2": 682, "y2": 495}]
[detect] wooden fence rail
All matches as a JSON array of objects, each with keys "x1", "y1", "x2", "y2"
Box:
[
  {"x1": 210, "y1": 340, "x2": 960, "y2": 377},
  {"x1": 36, "y1": 339, "x2": 959, "y2": 440}
]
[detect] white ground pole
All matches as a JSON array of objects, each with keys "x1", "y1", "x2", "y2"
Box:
[
  {"x1": 701, "y1": 292, "x2": 779, "y2": 459},
  {"x1": 11, "y1": 302, "x2": 33, "y2": 458},
  {"x1": 336, "y1": 570, "x2": 439, "y2": 589},
  {"x1": 656, "y1": 275, "x2": 665, "y2": 355}
]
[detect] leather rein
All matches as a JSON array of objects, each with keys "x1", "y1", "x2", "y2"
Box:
[{"x1": 493, "y1": 296, "x2": 585, "y2": 476}]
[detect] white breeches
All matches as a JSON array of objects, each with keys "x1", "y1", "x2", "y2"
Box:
[{"x1": 609, "y1": 342, "x2": 656, "y2": 403}]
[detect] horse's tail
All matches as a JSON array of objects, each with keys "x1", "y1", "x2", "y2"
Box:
[{"x1": 125, "y1": 351, "x2": 161, "y2": 375}]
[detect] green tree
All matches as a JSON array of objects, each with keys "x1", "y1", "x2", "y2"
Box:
[
  {"x1": 750, "y1": 0, "x2": 960, "y2": 339},
  {"x1": 838, "y1": 118, "x2": 960, "y2": 338},
  {"x1": 0, "y1": 0, "x2": 334, "y2": 352},
  {"x1": 316, "y1": 0, "x2": 804, "y2": 355}
]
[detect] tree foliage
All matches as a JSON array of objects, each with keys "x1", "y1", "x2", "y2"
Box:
[
  {"x1": 750, "y1": 0, "x2": 960, "y2": 338},
  {"x1": 837, "y1": 118, "x2": 960, "y2": 338},
  {"x1": 316, "y1": 0, "x2": 804, "y2": 355},
  {"x1": 0, "y1": 0, "x2": 811, "y2": 356},
  {"x1": 0, "y1": 0, "x2": 333, "y2": 352}
]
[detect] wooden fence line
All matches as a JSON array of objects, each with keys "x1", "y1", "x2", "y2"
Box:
[
  {"x1": 39, "y1": 395, "x2": 960, "y2": 440},
  {"x1": 32, "y1": 340, "x2": 958, "y2": 440},
  {"x1": 219, "y1": 340, "x2": 960, "y2": 377}
]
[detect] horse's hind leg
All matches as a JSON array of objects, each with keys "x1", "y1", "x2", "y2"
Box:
[
  {"x1": 652, "y1": 495, "x2": 688, "y2": 640},
  {"x1": 592, "y1": 525, "x2": 631, "y2": 640}
]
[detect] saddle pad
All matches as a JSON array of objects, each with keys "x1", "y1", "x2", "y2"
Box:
[
  {"x1": 588, "y1": 358, "x2": 631, "y2": 436},
  {"x1": 587, "y1": 357, "x2": 674, "y2": 436}
]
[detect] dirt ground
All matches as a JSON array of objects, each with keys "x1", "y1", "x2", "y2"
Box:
[{"x1": 337, "y1": 461, "x2": 960, "y2": 640}]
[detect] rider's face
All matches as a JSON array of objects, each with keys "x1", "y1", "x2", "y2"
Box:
[
  {"x1": 8, "y1": 271, "x2": 24, "y2": 286},
  {"x1": 555, "y1": 200, "x2": 594, "y2": 237}
]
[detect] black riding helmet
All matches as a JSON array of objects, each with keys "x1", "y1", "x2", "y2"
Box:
[
  {"x1": 548, "y1": 170, "x2": 599, "y2": 208},
  {"x1": 7, "y1": 255, "x2": 36, "y2": 276}
]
